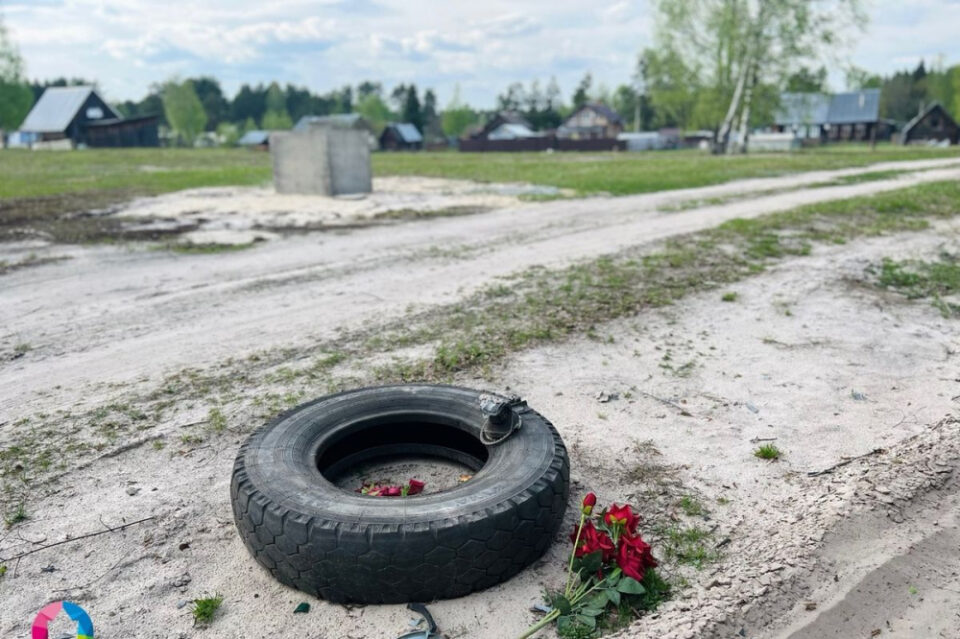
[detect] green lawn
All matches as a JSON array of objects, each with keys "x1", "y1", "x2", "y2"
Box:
[
  {"x1": 0, "y1": 148, "x2": 272, "y2": 199},
  {"x1": 1, "y1": 144, "x2": 959, "y2": 202},
  {"x1": 374, "y1": 144, "x2": 960, "y2": 196}
]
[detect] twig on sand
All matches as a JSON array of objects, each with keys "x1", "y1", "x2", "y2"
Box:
[
  {"x1": 807, "y1": 448, "x2": 886, "y2": 477},
  {"x1": 750, "y1": 437, "x2": 778, "y2": 443},
  {"x1": 639, "y1": 391, "x2": 694, "y2": 417},
  {"x1": 0, "y1": 516, "x2": 156, "y2": 563}
]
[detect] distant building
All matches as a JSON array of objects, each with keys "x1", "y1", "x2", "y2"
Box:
[
  {"x1": 238, "y1": 130, "x2": 271, "y2": 150},
  {"x1": 468, "y1": 112, "x2": 536, "y2": 141},
  {"x1": 900, "y1": 103, "x2": 959, "y2": 145},
  {"x1": 379, "y1": 123, "x2": 423, "y2": 151},
  {"x1": 487, "y1": 122, "x2": 538, "y2": 140},
  {"x1": 558, "y1": 103, "x2": 624, "y2": 139},
  {"x1": 294, "y1": 114, "x2": 378, "y2": 149},
  {"x1": 18, "y1": 86, "x2": 158, "y2": 148},
  {"x1": 773, "y1": 89, "x2": 893, "y2": 142}
]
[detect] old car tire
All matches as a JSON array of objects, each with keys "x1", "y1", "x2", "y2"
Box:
[{"x1": 231, "y1": 384, "x2": 570, "y2": 603}]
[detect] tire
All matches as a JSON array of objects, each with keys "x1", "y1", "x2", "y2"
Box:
[{"x1": 231, "y1": 384, "x2": 570, "y2": 603}]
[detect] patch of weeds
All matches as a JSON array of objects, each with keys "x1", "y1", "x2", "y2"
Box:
[
  {"x1": 4, "y1": 501, "x2": 28, "y2": 528},
  {"x1": 207, "y1": 407, "x2": 227, "y2": 433},
  {"x1": 191, "y1": 594, "x2": 224, "y2": 625},
  {"x1": 721, "y1": 292, "x2": 738, "y2": 302},
  {"x1": 166, "y1": 242, "x2": 255, "y2": 255},
  {"x1": 375, "y1": 205, "x2": 491, "y2": 220},
  {"x1": 0, "y1": 564, "x2": 7, "y2": 578},
  {"x1": 180, "y1": 434, "x2": 204, "y2": 446},
  {"x1": 814, "y1": 169, "x2": 906, "y2": 187},
  {"x1": 659, "y1": 524, "x2": 718, "y2": 569},
  {"x1": 716, "y1": 496, "x2": 730, "y2": 506},
  {"x1": 754, "y1": 444, "x2": 782, "y2": 460},
  {"x1": 152, "y1": 439, "x2": 166, "y2": 451},
  {"x1": 678, "y1": 495, "x2": 704, "y2": 517},
  {"x1": 871, "y1": 254, "x2": 960, "y2": 317},
  {"x1": 14, "y1": 342, "x2": 32, "y2": 355}
]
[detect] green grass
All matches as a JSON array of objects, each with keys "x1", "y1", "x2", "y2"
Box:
[
  {"x1": 678, "y1": 495, "x2": 704, "y2": 517},
  {"x1": 191, "y1": 594, "x2": 224, "y2": 625},
  {"x1": 754, "y1": 444, "x2": 782, "y2": 460},
  {"x1": 0, "y1": 148, "x2": 270, "y2": 199},
  {"x1": 721, "y1": 292, "x2": 738, "y2": 302},
  {"x1": 659, "y1": 525, "x2": 718, "y2": 568},
  {"x1": 165, "y1": 242, "x2": 256, "y2": 255},
  {"x1": 375, "y1": 145, "x2": 960, "y2": 196},
  {"x1": 1, "y1": 144, "x2": 956, "y2": 202},
  {"x1": 873, "y1": 254, "x2": 960, "y2": 317},
  {"x1": 4, "y1": 501, "x2": 28, "y2": 528}
]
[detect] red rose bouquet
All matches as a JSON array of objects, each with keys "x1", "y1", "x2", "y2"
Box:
[{"x1": 520, "y1": 493, "x2": 668, "y2": 638}]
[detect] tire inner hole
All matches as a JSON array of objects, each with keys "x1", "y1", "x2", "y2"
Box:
[{"x1": 317, "y1": 416, "x2": 489, "y2": 495}]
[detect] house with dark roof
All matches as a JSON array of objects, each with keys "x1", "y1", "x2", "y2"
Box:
[
  {"x1": 19, "y1": 86, "x2": 158, "y2": 148},
  {"x1": 773, "y1": 89, "x2": 893, "y2": 142},
  {"x1": 558, "y1": 103, "x2": 624, "y2": 139},
  {"x1": 900, "y1": 102, "x2": 959, "y2": 145},
  {"x1": 379, "y1": 123, "x2": 423, "y2": 151}
]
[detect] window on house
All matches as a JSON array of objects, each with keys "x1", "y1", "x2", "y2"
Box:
[{"x1": 86, "y1": 107, "x2": 104, "y2": 119}]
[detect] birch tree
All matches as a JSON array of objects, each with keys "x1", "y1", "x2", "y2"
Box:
[
  {"x1": 648, "y1": 0, "x2": 864, "y2": 153},
  {"x1": 0, "y1": 14, "x2": 33, "y2": 130}
]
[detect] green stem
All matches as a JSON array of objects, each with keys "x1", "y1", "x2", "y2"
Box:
[
  {"x1": 516, "y1": 609, "x2": 561, "y2": 639},
  {"x1": 564, "y1": 512, "x2": 586, "y2": 598}
]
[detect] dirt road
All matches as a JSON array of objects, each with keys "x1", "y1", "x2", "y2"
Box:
[{"x1": 3, "y1": 158, "x2": 960, "y2": 419}]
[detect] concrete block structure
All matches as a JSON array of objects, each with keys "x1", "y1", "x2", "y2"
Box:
[{"x1": 271, "y1": 127, "x2": 372, "y2": 196}]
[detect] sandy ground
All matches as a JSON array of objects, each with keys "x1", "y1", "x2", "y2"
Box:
[{"x1": 2, "y1": 157, "x2": 960, "y2": 638}]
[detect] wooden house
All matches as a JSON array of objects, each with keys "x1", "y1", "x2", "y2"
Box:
[{"x1": 901, "y1": 103, "x2": 959, "y2": 145}]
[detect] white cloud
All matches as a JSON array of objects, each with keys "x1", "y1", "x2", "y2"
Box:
[{"x1": 2, "y1": 0, "x2": 959, "y2": 107}]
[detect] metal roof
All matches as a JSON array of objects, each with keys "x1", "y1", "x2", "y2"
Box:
[
  {"x1": 20, "y1": 86, "x2": 117, "y2": 133},
  {"x1": 390, "y1": 123, "x2": 423, "y2": 143},
  {"x1": 238, "y1": 130, "x2": 270, "y2": 145},
  {"x1": 488, "y1": 122, "x2": 537, "y2": 140},
  {"x1": 827, "y1": 89, "x2": 880, "y2": 124},
  {"x1": 775, "y1": 93, "x2": 831, "y2": 126},
  {"x1": 294, "y1": 113, "x2": 369, "y2": 131},
  {"x1": 776, "y1": 90, "x2": 881, "y2": 127}
]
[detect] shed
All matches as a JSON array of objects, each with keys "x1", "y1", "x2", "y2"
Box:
[
  {"x1": 901, "y1": 102, "x2": 959, "y2": 145},
  {"x1": 19, "y1": 86, "x2": 158, "y2": 147},
  {"x1": 238, "y1": 130, "x2": 271, "y2": 149},
  {"x1": 558, "y1": 103, "x2": 624, "y2": 139},
  {"x1": 379, "y1": 123, "x2": 423, "y2": 151},
  {"x1": 83, "y1": 115, "x2": 159, "y2": 148}
]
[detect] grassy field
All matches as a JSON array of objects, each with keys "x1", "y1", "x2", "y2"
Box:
[
  {"x1": 0, "y1": 148, "x2": 271, "y2": 199},
  {"x1": 375, "y1": 145, "x2": 960, "y2": 195},
  {"x1": 2, "y1": 144, "x2": 960, "y2": 202}
]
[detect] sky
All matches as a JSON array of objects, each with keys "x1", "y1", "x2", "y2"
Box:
[{"x1": 3, "y1": 0, "x2": 960, "y2": 108}]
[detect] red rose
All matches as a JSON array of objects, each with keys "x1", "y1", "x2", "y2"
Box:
[
  {"x1": 570, "y1": 520, "x2": 615, "y2": 562},
  {"x1": 603, "y1": 504, "x2": 640, "y2": 535},
  {"x1": 581, "y1": 492, "x2": 597, "y2": 516},
  {"x1": 382, "y1": 485, "x2": 402, "y2": 496},
  {"x1": 617, "y1": 532, "x2": 657, "y2": 581},
  {"x1": 407, "y1": 479, "x2": 425, "y2": 495}
]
